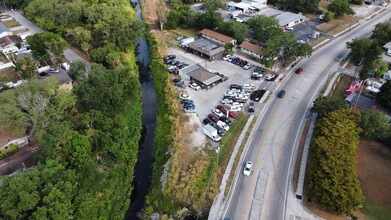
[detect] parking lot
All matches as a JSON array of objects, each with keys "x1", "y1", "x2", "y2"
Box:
[{"x1": 167, "y1": 47, "x2": 280, "y2": 143}]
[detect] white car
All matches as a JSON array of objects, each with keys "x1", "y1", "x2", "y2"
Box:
[
  {"x1": 230, "y1": 105, "x2": 242, "y2": 112},
  {"x1": 223, "y1": 55, "x2": 232, "y2": 61},
  {"x1": 230, "y1": 88, "x2": 242, "y2": 93},
  {"x1": 221, "y1": 99, "x2": 233, "y2": 105},
  {"x1": 242, "y1": 84, "x2": 255, "y2": 90},
  {"x1": 212, "y1": 108, "x2": 224, "y2": 117},
  {"x1": 243, "y1": 161, "x2": 253, "y2": 176},
  {"x1": 285, "y1": 26, "x2": 293, "y2": 31},
  {"x1": 243, "y1": 63, "x2": 253, "y2": 70},
  {"x1": 179, "y1": 93, "x2": 191, "y2": 100},
  {"x1": 49, "y1": 68, "x2": 59, "y2": 73},
  {"x1": 235, "y1": 94, "x2": 248, "y2": 100},
  {"x1": 297, "y1": 40, "x2": 306, "y2": 44},
  {"x1": 188, "y1": 83, "x2": 201, "y2": 91},
  {"x1": 265, "y1": 74, "x2": 276, "y2": 81},
  {"x1": 217, "y1": 120, "x2": 229, "y2": 131},
  {"x1": 224, "y1": 91, "x2": 236, "y2": 97}
]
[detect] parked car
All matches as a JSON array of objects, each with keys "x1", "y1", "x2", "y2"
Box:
[
  {"x1": 217, "y1": 105, "x2": 238, "y2": 118},
  {"x1": 183, "y1": 103, "x2": 195, "y2": 108},
  {"x1": 240, "y1": 61, "x2": 248, "y2": 67},
  {"x1": 243, "y1": 63, "x2": 253, "y2": 70},
  {"x1": 265, "y1": 74, "x2": 276, "y2": 81},
  {"x1": 168, "y1": 66, "x2": 178, "y2": 73},
  {"x1": 295, "y1": 67, "x2": 303, "y2": 74},
  {"x1": 229, "y1": 105, "x2": 242, "y2": 112},
  {"x1": 233, "y1": 98, "x2": 247, "y2": 104},
  {"x1": 184, "y1": 107, "x2": 196, "y2": 113},
  {"x1": 212, "y1": 108, "x2": 224, "y2": 117},
  {"x1": 243, "y1": 161, "x2": 253, "y2": 176},
  {"x1": 175, "y1": 81, "x2": 186, "y2": 88},
  {"x1": 181, "y1": 99, "x2": 194, "y2": 104},
  {"x1": 251, "y1": 72, "x2": 263, "y2": 80},
  {"x1": 220, "y1": 75, "x2": 229, "y2": 82},
  {"x1": 179, "y1": 93, "x2": 191, "y2": 100},
  {"x1": 223, "y1": 55, "x2": 232, "y2": 61},
  {"x1": 242, "y1": 84, "x2": 255, "y2": 91},
  {"x1": 217, "y1": 120, "x2": 229, "y2": 131},
  {"x1": 230, "y1": 84, "x2": 243, "y2": 90},
  {"x1": 213, "y1": 124, "x2": 226, "y2": 136},
  {"x1": 173, "y1": 78, "x2": 181, "y2": 83},
  {"x1": 203, "y1": 118, "x2": 214, "y2": 126},
  {"x1": 176, "y1": 36, "x2": 184, "y2": 41},
  {"x1": 164, "y1": 54, "x2": 176, "y2": 60},
  {"x1": 277, "y1": 90, "x2": 286, "y2": 98},
  {"x1": 221, "y1": 98, "x2": 233, "y2": 105},
  {"x1": 219, "y1": 116, "x2": 233, "y2": 126},
  {"x1": 253, "y1": 67, "x2": 264, "y2": 75},
  {"x1": 39, "y1": 71, "x2": 49, "y2": 76},
  {"x1": 188, "y1": 82, "x2": 201, "y2": 91},
  {"x1": 285, "y1": 26, "x2": 293, "y2": 31},
  {"x1": 248, "y1": 102, "x2": 255, "y2": 113},
  {"x1": 48, "y1": 68, "x2": 59, "y2": 73},
  {"x1": 166, "y1": 59, "x2": 175, "y2": 65},
  {"x1": 208, "y1": 114, "x2": 220, "y2": 123}
]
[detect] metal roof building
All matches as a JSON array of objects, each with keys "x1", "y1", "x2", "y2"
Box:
[
  {"x1": 187, "y1": 38, "x2": 225, "y2": 61},
  {"x1": 179, "y1": 64, "x2": 222, "y2": 87}
]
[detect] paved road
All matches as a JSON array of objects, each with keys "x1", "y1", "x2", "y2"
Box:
[
  {"x1": 0, "y1": 146, "x2": 38, "y2": 175},
  {"x1": 223, "y1": 7, "x2": 391, "y2": 220}
]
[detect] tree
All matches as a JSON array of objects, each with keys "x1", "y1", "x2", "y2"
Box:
[
  {"x1": 248, "y1": 15, "x2": 283, "y2": 42},
  {"x1": 359, "y1": 41, "x2": 383, "y2": 79},
  {"x1": 327, "y1": 0, "x2": 355, "y2": 17},
  {"x1": 66, "y1": 27, "x2": 92, "y2": 48},
  {"x1": 5, "y1": 0, "x2": 30, "y2": 9},
  {"x1": 14, "y1": 56, "x2": 39, "y2": 80},
  {"x1": 286, "y1": 0, "x2": 321, "y2": 13},
  {"x1": 61, "y1": 131, "x2": 92, "y2": 170},
  {"x1": 157, "y1": 1, "x2": 167, "y2": 31},
  {"x1": 311, "y1": 96, "x2": 348, "y2": 117},
  {"x1": 371, "y1": 22, "x2": 391, "y2": 46},
  {"x1": 0, "y1": 90, "x2": 28, "y2": 136},
  {"x1": 202, "y1": 0, "x2": 224, "y2": 11},
  {"x1": 196, "y1": 11, "x2": 223, "y2": 30},
  {"x1": 324, "y1": 11, "x2": 335, "y2": 22},
  {"x1": 68, "y1": 61, "x2": 86, "y2": 81},
  {"x1": 360, "y1": 109, "x2": 390, "y2": 140},
  {"x1": 346, "y1": 38, "x2": 374, "y2": 64},
  {"x1": 27, "y1": 32, "x2": 68, "y2": 65},
  {"x1": 376, "y1": 80, "x2": 391, "y2": 109},
  {"x1": 309, "y1": 109, "x2": 363, "y2": 214},
  {"x1": 165, "y1": 11, "x2": 181, "y2": 29},
  {"x1": 218, "y1": 21, "x2": 249, "y2": 43}
]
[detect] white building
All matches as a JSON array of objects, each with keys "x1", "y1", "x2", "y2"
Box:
[{"x1": 275, "y1": 12, "x2": 305, "y2": 28}]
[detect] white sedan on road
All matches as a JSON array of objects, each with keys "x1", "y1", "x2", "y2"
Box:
[
  {"x1": 243, "y1": 161, "x2": 253, "y2": 176},
  {"x1": 188, "y1": 82, "x2": 201, "y2": 91}
]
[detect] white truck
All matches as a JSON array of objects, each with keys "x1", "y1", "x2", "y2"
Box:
[
  {"x1": 203, "y1": 124, "x2": 221, "y2": 142},
  {"x1": 180, "y1": 37, "x2": 194, "y2": 47}
]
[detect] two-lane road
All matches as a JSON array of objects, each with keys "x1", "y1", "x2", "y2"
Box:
[{"x1": 224, "y1": 8, "x2": 391, "y2": 220}]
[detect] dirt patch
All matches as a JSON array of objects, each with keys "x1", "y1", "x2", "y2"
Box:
[
  {"x1": 356, "y1": 139, "x2": 391, "y2": 207},
  {"x1": 69, "y1": 46, "x2": 90, "y2": 62},
  {"x1": 140, "y1": 0, "x2": 159, "y2": 30},
  {"x1": 0, "y1": 67, "x2": 19, "y2": 82}
]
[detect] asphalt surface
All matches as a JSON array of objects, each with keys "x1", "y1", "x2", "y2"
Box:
[
  {"x1": 223, "y1": 7, "x2": 391, "y2": 220},
  {"x1": 0, "y1": 146, "x2": 38, "y2": 175}
]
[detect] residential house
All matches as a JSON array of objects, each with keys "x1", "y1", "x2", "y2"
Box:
[
  {"x1": 200, "y1": 29, "x2": 237, "y2": 45},
  {"x1": 0, "y1": 35, "x2": 23, "y2": 54},
  {"x1": 239, "y1": 41, "x2": 266, "y2": 59}
]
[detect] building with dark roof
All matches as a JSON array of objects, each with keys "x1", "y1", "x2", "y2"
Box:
[
  {"x1": 239, "y1": 41, "x2": 266, "y2": 59},
  {"x1": 187, "y1": 38, "x2": 225, "y2": 61},
  {"x1": 179, "y1": 64, "x2": 222, "y2": 88},
  {"x1": 200, "y1": 29, "x2": 237, "y2": 45}
]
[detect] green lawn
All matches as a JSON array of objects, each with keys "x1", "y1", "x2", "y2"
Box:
[
  {"x1": 363, "y1": 199, "x2": 391, "y2": 220},
  {"x1": 2, "y1": 20, "x2": 21, "y2": 28},
  {"x1": 330, "y1": 74, "x2": 353, "y2": 99}
]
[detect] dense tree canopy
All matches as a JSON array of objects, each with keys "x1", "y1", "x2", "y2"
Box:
[
  {"x1": 202, "y1": 0, "x2": 224, "y2": 11},
  {"x1": 377, "y1": 80, "x2": 391, "y2": 109},
  {"x1": 286, "y1": 0, "x2": 321, "y2": 13},
  {"x1": 27, "y1": 32, "x2": 68, "y2": 65},
  {"x1": 327, "y1": 0, "x2": 355, "y2": 17},
  {"x1": 218, "y1": 21, "x2": 249, "y2": 43},
  {"x1": 14, "y1": 56, "x2": 39, "y2": 80},
  {"x1": 309, "y1": 109, "x2": 363, "y2": 214},
  {"x1": 248, "y1": 15, "x2": 283, "y2": 42},
  {"x1": 311, "y1": 96, "x2": 348, "y2": 117},
  {"x1": 359, "y1": 110, "x2": 390, "y2": 140},
  {"x1": 371, "y1": 22, "x2": 391, "y2": 46},
  {"x1": 196, "y1": 11, "x2": 223, "y2": 30}
]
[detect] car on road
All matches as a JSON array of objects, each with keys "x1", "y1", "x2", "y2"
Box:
[
  {"x1": 295, "y1": 67, "x2": 303, "y2": 74},
  {"x1": 243, "y1": 63, "x2": 253, "y2": 70},
  {"x1": 179, "y1": 93, "x2": 191, "y2": 100},
  {"x1": 49, "y1": 68, "x2": 59, "y2": 73},
  {"x1": 265, "y1": 74, "x2": 276, "y2": 81},
  {"x1": 208, "y1": 113, "x2": 220, "y2": 123},
  {"x1": 212, "y1": 108, "x2": 224, "y2": 117},
  {"x1": 248, "y1": 102, "x2": 255, "y2": 113},
  {"x1": 277, "y1": 90, "x2": 286, "y2": 98},
  {"x1": 243, "y1": 161, "x2": 253, "y2": 176},
  {"x1": 188, "y1": 82, "x2": 201, "y2": 91}
]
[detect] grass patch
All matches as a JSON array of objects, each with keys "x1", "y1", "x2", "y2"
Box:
[
  {"x1": 172, "y1": 27, "x2": 198, "y2": 38},
  {"x1": 329, "y1": 74, "x2": 353, "y2": 99},
  {"x1": 2, "y1": 20, "x2": 21, "y2": 28},
  {"x1": 224, "y1": 116, "x2": 255, "y2": 196},
  {"x1": 363, "y1": 199, "x2": 391, "y2": 220},
  {"x1": 316, "y1": 15, "x2": 362, "y2": 36}
]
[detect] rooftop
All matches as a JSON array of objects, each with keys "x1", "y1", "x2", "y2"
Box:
[
  {"x1": 183, "y1": 64, "x2": 221, "y2": 86},
  {"x1": 187, "y1": 38, "x2": 225, "y2": 56},
  {"x1": 239, "y1": 41, "x2": 266, "y2": 56},
  {"x1": 0, "y1": 35, "x2": 22, "y2": 48},
  {"x1": 200, "y1": 29, "x2": 236, "y2": 44},
  {"x1": 383, "y1": 42, "x2": 391, "y2": 50},
  {"x1": 274, "y1": 12, "x2": 305, "y2": 26}
]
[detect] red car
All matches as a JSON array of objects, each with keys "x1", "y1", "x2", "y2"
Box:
[
  {"x1": 295, "y1": 67, "x2": 303, "y2": 74},
  {"x1": 208, "y1": 113, "x2": 219, "y2": 123},
  {"x1": 216, "y1": 105, "x2": 238, "y2": 119}
]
